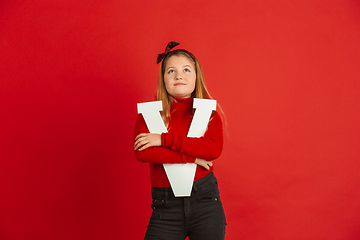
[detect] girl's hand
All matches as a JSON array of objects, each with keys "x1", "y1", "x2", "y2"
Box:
[
  {"x1": 195, "y1": 159, "x2": 213, "y2": 170},
  {"x1": 134, "y1": 133, "x2": 162, "y2": 151}
]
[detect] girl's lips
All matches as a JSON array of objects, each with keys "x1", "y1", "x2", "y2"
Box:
[{"x1": 174, "y1": 83, "x2": 185, "y2": 86}]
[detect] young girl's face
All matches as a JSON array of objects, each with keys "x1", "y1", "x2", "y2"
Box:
[{"x1": 163, "y1": 55, "x2": 196, "y2": 99}]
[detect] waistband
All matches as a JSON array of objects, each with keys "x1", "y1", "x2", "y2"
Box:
[{"x1": 151, "y1": 172, "x2": 216, "y2": 198}]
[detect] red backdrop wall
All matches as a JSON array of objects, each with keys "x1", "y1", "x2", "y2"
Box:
[{"x1": 1, "y1": 1, "x2": 360, "y2": 239}]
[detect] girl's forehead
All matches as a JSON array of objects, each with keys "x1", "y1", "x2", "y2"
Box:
[{"x1": 165, "y1": 55, "x2": 195, "y2": 67}]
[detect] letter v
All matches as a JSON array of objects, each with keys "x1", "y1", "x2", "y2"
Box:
[{"x1": 137, "y1": 98, "x2": 216, "y2": 197}]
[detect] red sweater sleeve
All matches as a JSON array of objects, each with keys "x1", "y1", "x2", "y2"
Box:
[
  {"x1": 161, "y1": 111, "x2": 223, "y2": 160},
  {"x1": 134, "y1": 114, "x2": 196, "y2": 164}
]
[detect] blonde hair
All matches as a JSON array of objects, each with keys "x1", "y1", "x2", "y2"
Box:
[{"x1": 156, "y1": 50, "x2": 213, "y2": 126}]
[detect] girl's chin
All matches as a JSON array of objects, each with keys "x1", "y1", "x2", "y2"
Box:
[
  {"x1": 172, "y1": 93, "x2": 192, "y2": 99},
  {"x1": 168, "y1": 89, "x2": 194, "y2": 98}
]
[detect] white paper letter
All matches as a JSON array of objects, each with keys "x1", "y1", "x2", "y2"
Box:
[{"x1": 138, "y1": 99, "x2": 216, "y2": 197}]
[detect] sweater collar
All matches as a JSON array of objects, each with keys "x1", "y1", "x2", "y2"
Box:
[{"x1": 171, "y1": 97, "x2": 193, "y2": 112}]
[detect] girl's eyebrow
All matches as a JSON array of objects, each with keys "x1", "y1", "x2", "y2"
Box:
[
  {"x1": 166, "y1": 64, "x2": 192, "y2": 71},
  {"x1": 166, "y1": 66, "x2": 174, "y2": 71}
]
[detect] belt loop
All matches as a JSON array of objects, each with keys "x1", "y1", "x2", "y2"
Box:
[
  {"x1": 163, "y1": 189, "x2": 168, "y2": 206},
  {"x1": 193, "y1": 180, "x2": 198, "y2": 191}
]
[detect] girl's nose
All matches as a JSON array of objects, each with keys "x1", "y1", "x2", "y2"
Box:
[{"x1": 175, "y1": 73, "x2": 183, "y2": 79}]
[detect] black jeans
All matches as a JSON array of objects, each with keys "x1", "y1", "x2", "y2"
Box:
[{"x1": 144, "y1": 172, "x2": 226, "y2": 240}]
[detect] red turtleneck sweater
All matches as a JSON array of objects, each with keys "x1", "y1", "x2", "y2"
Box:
[{"x1": 134, "y1": 97, "x2": 223, "y2": 187}]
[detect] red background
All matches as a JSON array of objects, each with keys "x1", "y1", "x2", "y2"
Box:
[{"x1": 1, "y1": 1, "x2": 360, "y2": 239}]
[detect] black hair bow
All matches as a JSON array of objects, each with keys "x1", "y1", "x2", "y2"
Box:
[
  {"x1": 157, "y1": 41, "x2": 180, "y2": 64},
  {"x1": 156, "y1": 41, "x2": 195, "y2": 64}
]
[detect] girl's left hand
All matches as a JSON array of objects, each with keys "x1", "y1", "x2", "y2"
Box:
[{"x1": 134, "y1": 133, "x2": 162, "y2": 151}]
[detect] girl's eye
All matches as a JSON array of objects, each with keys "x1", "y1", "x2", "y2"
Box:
[
  {"x1": 168, "y1": 70, "x2": 175, "y2": 74},
  {"x1": 184, "y1": 68, "x2": 190, "y2": 72}
]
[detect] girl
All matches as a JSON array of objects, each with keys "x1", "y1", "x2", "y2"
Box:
[{"x1": 134, "y1": 42, "x2": 226, "y2": 240}]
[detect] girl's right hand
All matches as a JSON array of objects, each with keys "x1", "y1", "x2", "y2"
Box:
[{"x1": 195, "y1": 159, "x2": 213, "y2": 170}]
